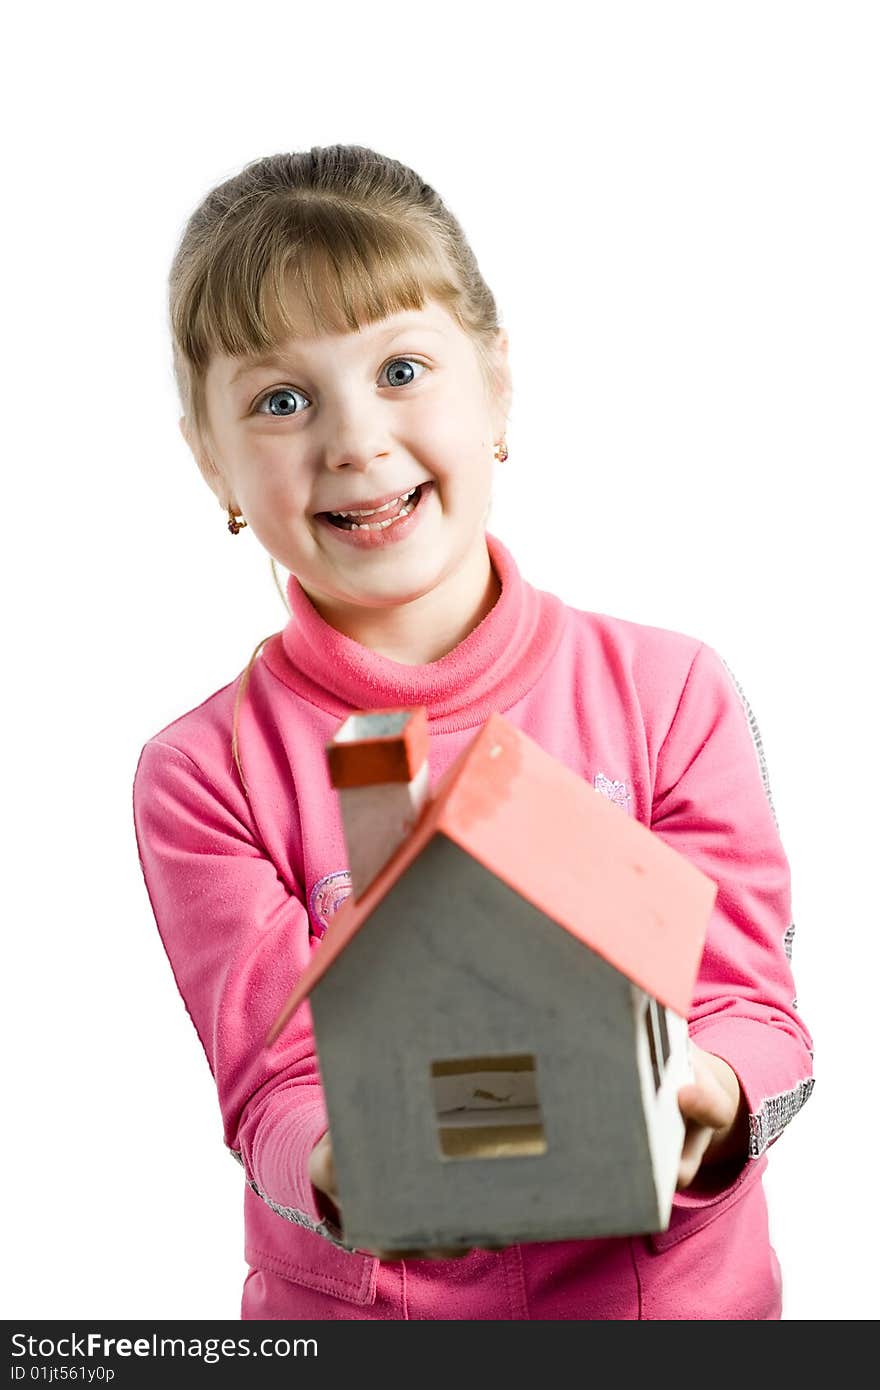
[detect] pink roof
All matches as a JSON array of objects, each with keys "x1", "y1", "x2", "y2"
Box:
[{"x1": 267, "y1": 712, "x2": 717, "y2": 1044}]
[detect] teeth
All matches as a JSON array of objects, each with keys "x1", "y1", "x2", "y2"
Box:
[
  {"x1": 330, "y1": 487, "x2": 416, "y2": 520},
  {"x1": 339, "y1": 492, "x2": 420, "y2": 531}
]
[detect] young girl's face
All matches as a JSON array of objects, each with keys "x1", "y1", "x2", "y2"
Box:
[{"x1": 189, "y1": 298, "x2": 510, "y2": 631}]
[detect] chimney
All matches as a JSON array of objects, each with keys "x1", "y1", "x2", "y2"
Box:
[{"x1": 326, "y1": 707, "x2": 431, "y2": 900}]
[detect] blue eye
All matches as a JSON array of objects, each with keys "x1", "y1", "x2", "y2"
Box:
[
  {"x1": 383, "y1": 357, "x2": 425, "y2": 387},
  {"x1": 254, "y1": 386, "x2": 309, "y2": 417}
]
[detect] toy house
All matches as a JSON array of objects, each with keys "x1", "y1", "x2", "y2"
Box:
[{"x1": 268, "y1": 707, "x2": 718, "y2": 1253}]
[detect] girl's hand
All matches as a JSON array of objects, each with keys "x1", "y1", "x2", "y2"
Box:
[
  {"x1": 307, "y1": 1130, "x2": 343, "y2": 1229},
  {"x1": 308, "y1": 1130, "x2": 505, "y2": 1261},
  {"x1": 676, "y1": 1042, "x2": 750, "y2": 1189}
]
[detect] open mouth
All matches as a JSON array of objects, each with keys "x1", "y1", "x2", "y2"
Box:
[{"x1": 319, "y1": 483, "x2": 428, "y2": 531}]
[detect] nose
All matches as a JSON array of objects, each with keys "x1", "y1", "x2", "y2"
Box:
[{"x1": 320, "y1": 396, "x2": 391, "y2": 473}]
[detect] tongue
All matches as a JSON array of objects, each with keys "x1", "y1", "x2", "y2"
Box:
[{"x1": 373, "y1": 493, "x2": 409, "y2": 521}]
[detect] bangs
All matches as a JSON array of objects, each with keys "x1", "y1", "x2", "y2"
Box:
[{"x1": 185, "y1": 197, "x2": 464, "y2": 372}]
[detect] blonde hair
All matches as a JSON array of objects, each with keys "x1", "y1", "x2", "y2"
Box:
[{"x1": 167, "y1": 144, "x2": 506, "y2": 796}]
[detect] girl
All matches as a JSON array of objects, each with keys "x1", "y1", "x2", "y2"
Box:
[{"x1": 132, "y1": 144, "x2": 814, "y2": 1320}]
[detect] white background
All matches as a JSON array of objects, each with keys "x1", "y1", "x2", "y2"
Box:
[{"x1": 4, "y1": 1, "x2": 877, "y2": 1322}]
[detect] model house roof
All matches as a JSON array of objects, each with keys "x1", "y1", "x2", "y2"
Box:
[{"x1": 267, "y1": 711, "x2": 717, "y2": 1044}]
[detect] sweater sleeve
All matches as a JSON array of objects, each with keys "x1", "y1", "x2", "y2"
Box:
[
  {"x1": 651, "y1": 642, "x2": 814, "y2": 1169},
  {"x1": 132, "y1": 738, "x2": 343, "y2": 1244}
]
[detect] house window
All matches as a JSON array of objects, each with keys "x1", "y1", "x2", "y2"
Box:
[
  {"x1": 656, "y1": 1000, "x2": 671, "y2": 1065},
  {"x1": 430, "y1": 1054, "x2": 547, "y2": 1160},
  {"x1": 646, "y1": 998, "x2": 670, "y2": 1092}
]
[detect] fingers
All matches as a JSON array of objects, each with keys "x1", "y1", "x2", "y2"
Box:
[
  {"x1": 677, "y1": 1042, "x2": 749, "y2": 1187},
  {"x1": 685, "y1": 1045, "x2": 741, "y2": 1123},
  {"x1": 676, "y1": 1118, "x2": 713, "y2": 1189},
  {"x1": 308, "y1": 1131, "x2": 339, "y2": 1207},
  {"x1": 677, "y1": 1071, "x2": 721, "y2": 1188},
  {"x1": 677, "y1": 1081, "x2": 731, "y2": 1132}
]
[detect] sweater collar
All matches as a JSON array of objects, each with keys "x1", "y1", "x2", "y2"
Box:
[{"x1": 261, "y1": 532, "x2": 566, "y2": 732}]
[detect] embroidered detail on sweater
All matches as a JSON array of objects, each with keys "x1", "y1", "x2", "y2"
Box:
[
  {"x1": 308, "y1": 870, "x2": 353, "y2": 940},
  {"x1": 593, "y1": 773, "x2": 632, "y2": 815},
  {"x1": 748, "y1": 1077, "x2": 815, "y2": 1157}
]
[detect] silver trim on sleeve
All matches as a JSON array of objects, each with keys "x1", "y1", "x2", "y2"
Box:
[
  {"x1": 719, "y1": 656, "x2": 779, "y2": 829},
  {"x1": 719, "y1": 654, "x2": 799, "y2": 977},
  {"x1": 244, "y1": 1178, "x2": 355, "y2": 1249},
  {"x1": 748, "y1": 1078, "x2": 816, "y2": 1157}
]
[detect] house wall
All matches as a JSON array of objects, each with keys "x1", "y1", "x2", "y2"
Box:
[
  {"x1": 630, "y1": 983, "x2": 690, "y2": 1223},
  {"x1": 312, "y1": 833, "x2": 664, "y2": 1251}
]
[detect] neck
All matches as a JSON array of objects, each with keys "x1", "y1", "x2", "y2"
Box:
[{"x1": 299, "y1": 540, "x2": 501, "y2": 665}]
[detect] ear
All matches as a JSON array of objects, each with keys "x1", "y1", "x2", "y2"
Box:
[
  {"x1": 178, "y1": 415, "x2": 227, "y2": 509},
  {"x1": 487, "y1": 329, "x2": 512, "y2": 433}
]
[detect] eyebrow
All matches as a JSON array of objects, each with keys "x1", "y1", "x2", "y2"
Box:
[{"x1": 230, "y1": 321, "x2": 446, "y2": 384}]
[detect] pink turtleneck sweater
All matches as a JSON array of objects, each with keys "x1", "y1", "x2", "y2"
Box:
[{"x1": 132, "y1": 531, "x2": 813, "y2": 1319}]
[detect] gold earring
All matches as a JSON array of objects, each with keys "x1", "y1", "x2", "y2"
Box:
[
  {"x1": 227, "y1": 504, "x2": 248, "y2": 535},
  {"x1": 493, "y1": 437, "x2": 509, "y2": 463}
]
